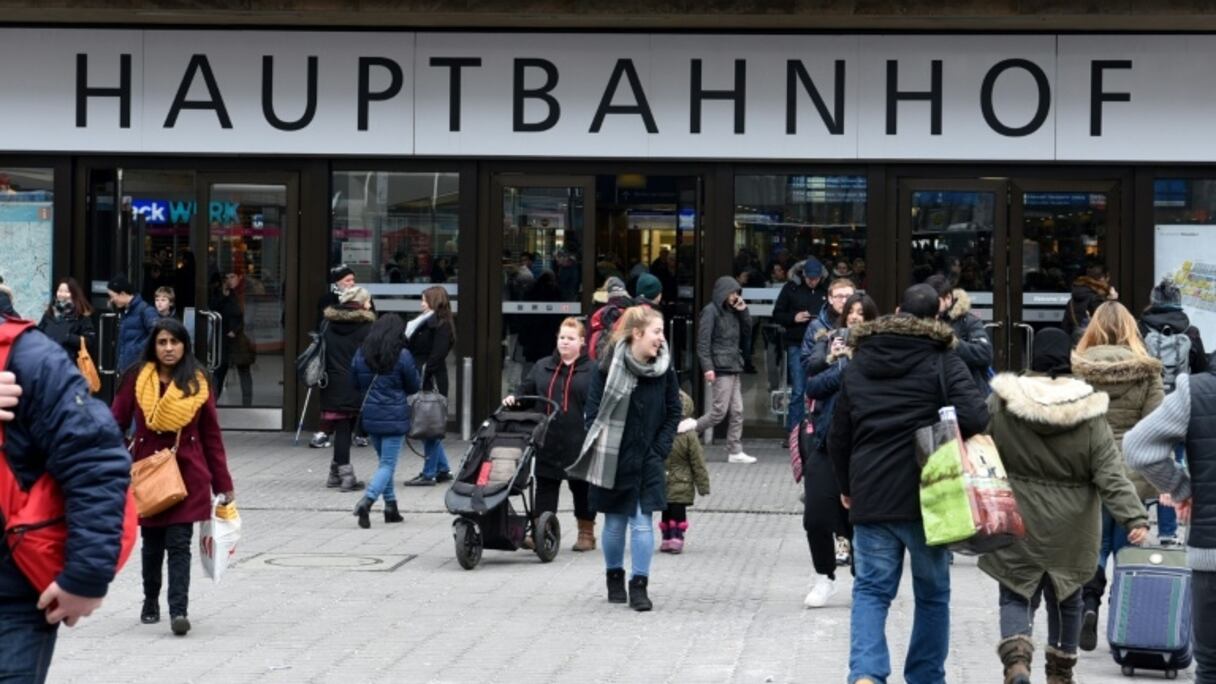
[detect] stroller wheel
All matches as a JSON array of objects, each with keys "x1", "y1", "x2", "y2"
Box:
[
  {"x1": 534, "y1": 511, "x2": 561, "y2": 563},
  {"x1": 453, "y1": 519, "x2": 482, "y2": 570}
]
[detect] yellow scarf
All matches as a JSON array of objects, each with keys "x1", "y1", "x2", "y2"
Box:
[{"x1": 134, "y1": 363, "x2": 210, "y2": 433}]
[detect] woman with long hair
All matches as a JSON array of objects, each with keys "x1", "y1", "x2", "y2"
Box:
[
  {"x1": 37, "y1": 276, "x2": 96, "y2": 360},
  {"x1": 111, "y1": 318, "x2": 234, "y2": 637},
  {"x1": 569, "y1": 306, "x2": 681, "y2": 612},
  {"x1": 504, "y1": 317, "x2": 597, "y2": 551},
  {"x1": 1071, "y1": 300, "x2": 1164, "y2": 651},
  {"x1": 800, "y1": 292, "x2": 878, "y2": 608},
  {"x1": 351, "y1": 314, "x2": 421, "y2": 528},
  {"x1": 404, "y1": 286, "x2": 456, "y2": 486}
]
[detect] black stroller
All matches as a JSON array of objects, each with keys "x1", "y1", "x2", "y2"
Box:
[{"x1": 444, "y1": 397, "x2": 562, "y2": 570}]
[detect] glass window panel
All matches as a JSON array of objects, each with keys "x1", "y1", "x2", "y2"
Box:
[
  {"x1": 733, "y1": 174, "x2": 867, "y2": 427},
  {"x1": 1153, "y1": 178, "x2": 1216, "y2": 346},
  {"x1": 0, "y1": 168, "x2": 54, "y2": 320}
]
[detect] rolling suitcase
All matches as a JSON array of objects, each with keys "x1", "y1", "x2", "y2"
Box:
[{"x1": 1107, "y1": 546, "x2": 1193, "y2": 678}]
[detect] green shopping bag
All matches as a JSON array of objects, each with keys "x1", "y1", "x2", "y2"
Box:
[{"x1": 918, "y1": 435, "x2": 976, "y2": 546}]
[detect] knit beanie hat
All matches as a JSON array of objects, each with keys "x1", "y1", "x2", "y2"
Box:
[
  {"x1": 106, "y1": 274, "x2": 135, "y2": 295},
  {"x1": 604, "y1": 276, "x2": 628, "y2": 298},
  {"x1": 1151, "y1": 278, "x2": 1182, "y2": 308},
  {"x1": 330, "y1": 264, "x2": 355, "y2": 284},
  {"x1": 338, "y1": 286, "x2": 370, "y2": 307},
  {"x1": 801, "y1": 256, "x2": 825, "y2": 282},
  {"x1": 1031, "y1": 327, "x2": 1072, "y2": 376},
  {"x1": 636, "y1": 273, "x2": 662, "y2": 301}
]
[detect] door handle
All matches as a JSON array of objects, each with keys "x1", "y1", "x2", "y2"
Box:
[
  {"x1": 1014, "y1": 323, "x2": 1036, "y2": 372},
  {"x1": 97, "y1": 313, "x2": 118, "y2": 375},
  {"x1": 983, "y1": 321, "x2": 1004, "y2": 334},
  {"x1": 210, "y1": 311, "x2": 223, "y2": 372}
]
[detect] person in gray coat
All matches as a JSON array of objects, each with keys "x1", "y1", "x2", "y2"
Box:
[{"x1": 679, "y1": 276, "x2": 755, "y2": 463}]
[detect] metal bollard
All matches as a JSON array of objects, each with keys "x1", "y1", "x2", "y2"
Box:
[{"x1": 461, "y1": 357, "x2": 473, "y2": 441}]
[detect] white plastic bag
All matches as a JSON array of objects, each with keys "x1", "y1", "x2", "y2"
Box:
[{"x1": 198, "y1": 496, "x2": 241, "y2": 582}]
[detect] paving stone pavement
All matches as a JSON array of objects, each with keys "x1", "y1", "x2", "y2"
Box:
[{"x1": 48, "y1": 433, "x2": 1193, "y2": 683}]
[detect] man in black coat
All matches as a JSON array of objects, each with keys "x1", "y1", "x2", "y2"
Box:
[
  {"x1": 828, "y1": 284, "x2": 989, "y2": 684},
  {"x1": 771, "y1": 257, "x2": 826, "y2": 428},
  {"x1": 0, "y1": 306, "x2": 131, "y2": 681},
  {"x1": 926, "y1": 275, "x2": 993, "y2": 395}
]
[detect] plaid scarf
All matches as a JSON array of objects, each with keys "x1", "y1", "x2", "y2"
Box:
[{"x1": 567, "y1": 340, "x2": 670, "y2": 488}]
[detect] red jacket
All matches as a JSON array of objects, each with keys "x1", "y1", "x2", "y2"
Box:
[{"x1": 111, "y1": 374, "x2": 234, "y2": 527}]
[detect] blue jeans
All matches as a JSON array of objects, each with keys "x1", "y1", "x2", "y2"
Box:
[
  {"x1": 1098, "y1": 507, "x2": 1130, "y2": 569},
  {"x1": 851, "y1": 521, "x2": 952, "y2": 684},
  {"x1": 421, "y1": 438, "x2": 449, "y2": 479},
  {"x1": 367, "y1": 435, "x2": 403, "y2": 503},
  {"x1": 0, "y1": 600, "x2": 58, "y2": 683},
  {"x1": 787, "y1": 344, "x2": 807, "y2": 429},
  {"x1": 602, "y1": 503, "x2": 654, "y2": 578},
  {"x1": 1157, "y1": 443, "x2": 1187, "y2": 539}
]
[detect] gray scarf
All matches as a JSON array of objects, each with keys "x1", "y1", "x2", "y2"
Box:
[
  {"x1": 405, "y1": 310, "x2": 433, "y2": 341},
  {"x1": 566, "y1": 339, "x2": 670, "y2": 488}
]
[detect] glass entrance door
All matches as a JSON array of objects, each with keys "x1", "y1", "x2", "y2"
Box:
[{"x1": 898, "y1": 178, "x2": 1118, "y2": 372}]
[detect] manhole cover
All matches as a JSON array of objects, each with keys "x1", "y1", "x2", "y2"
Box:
[{"x1": 243, "y1": 553, "x2": 414, "y2": 572}]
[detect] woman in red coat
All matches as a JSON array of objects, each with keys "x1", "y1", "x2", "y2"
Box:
[{"x1": 112, "y1": 317, "x2": 234, "y2": 637}]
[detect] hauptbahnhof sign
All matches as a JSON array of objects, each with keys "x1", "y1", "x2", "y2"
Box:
[{"x1": 0, "y1": 30, "x2": 1208, "y2": 160}]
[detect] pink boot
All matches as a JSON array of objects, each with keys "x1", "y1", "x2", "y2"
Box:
[
  {"x1": 658, "y1": 521, "x2": 674, "y2": 552},
  {"x1": 669, "y1": 521, "x2": 688, "y2": 554}
]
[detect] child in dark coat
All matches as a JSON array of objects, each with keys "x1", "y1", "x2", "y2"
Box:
[{"x1": 661, "y1": 391, "x2": 710, "y2": 554}]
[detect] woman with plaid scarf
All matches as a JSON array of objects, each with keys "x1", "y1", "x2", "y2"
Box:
[{"x1": 569, "y1": 306, "x2": 681, "y2": 612}]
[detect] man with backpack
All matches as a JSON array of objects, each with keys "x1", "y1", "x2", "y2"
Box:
[
  {"x1": 0, "y1": 294, "x2": 132, "y2": 682},
  {"x1": 1141, "y1": 277, "x2": 1209, "y2": 545},
  {"x1": 588, "y1": 276, "x2": 634, "y2": 361}
]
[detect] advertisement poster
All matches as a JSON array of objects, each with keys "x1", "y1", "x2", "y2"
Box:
[
  {"x1": 1155, "y1": 225, "x2": 1216, "y2": 346},
  {"x1": 0, "y1": 200, "x2": 53, "y2": 320}
]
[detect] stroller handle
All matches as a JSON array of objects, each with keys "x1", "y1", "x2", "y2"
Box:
[{"x1": 502, "y1": 395, "x2": 563, "y2": 414}]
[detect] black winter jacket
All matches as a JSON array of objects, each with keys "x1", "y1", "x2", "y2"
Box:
[
  {"x1": 37, "y1": 308, "x2": 96, "y2": 360},
  {"x1": 515, "y1": 352, "x2": 595, "y2": 480},
  {"x1": 828, "y1": 315, "x2": 990, "y2": 525},
  {"x1": 407, "y1": 316, "x2": 453, "y2": 397},
  {"x1": 319, "y1": 305, "x2": 375, "y2": 413},
  {"x1": 772, "y1": 278, "x2": 826, "y2": 347},
  {"x1": 942, "y1": 289, "x2": 994, "y2": 395},
  {"x1": 582, "y1": 351, "x2": 682, "y2": 515},
  {"x1": 1140, "y1": 306, "x2": 1209, "y2": 380},
  {"x1": 0, "y1": 321, "x2": 131, "y2": 600}
]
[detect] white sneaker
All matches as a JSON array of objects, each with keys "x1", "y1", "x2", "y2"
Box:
[
  {"x1": 728, "y1": 452, "x2": 757, "y2": 464},
  {"x1": 804, "y1": 577, "x2": 837, "y2": 608},
  {"x1": 677, "y1": 418, "x2": 699, "y2": 434}
]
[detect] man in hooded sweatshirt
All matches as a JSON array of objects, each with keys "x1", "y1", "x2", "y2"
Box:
[
  {"x1": 828, "y1": 284, "x2": 989, "y2": 684},
  {"x1": 679, "y1": 276, "x2": 755, "y2": 464}
]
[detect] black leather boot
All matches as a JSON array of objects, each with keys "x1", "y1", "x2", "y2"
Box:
[
  {"x1": 628, "y1": 575, "x2": 652, "y2": 612},
  {"x1": 140, "y1": 597, "x2": 159, "y2": 624},
  {"x1": 384, "y1": 500, "x2": 404, "y2": 523},
  {"x1": 354, "y1": 497, "x2": 373, "y2": 529},
  {"x1": 606, "y1": 568, "x2": 627, "y2": 603},
  {"x1": 325, "y1": 462, "x2": 341, "y2": 488}
]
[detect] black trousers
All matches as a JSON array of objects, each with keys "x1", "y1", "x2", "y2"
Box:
[
  {"x1": 535, "y1": 475, "x2": 592, "y2": 522},
  {"x1": 803, "y1": 445, "x2": 851, "y2": 580},
  {"x1": 141, "y1": 523, "x2": 193, "y2": 617},
  {"x1": 1195, "y1": 570, "x2": 1216, "y2": 684},
  {"x1": 662, "y1": 503, "x2": 688, "y2": 524},
  {"x1": 214, "y1": 362, "x2": 253, "y2": 407},
  {"x1": 331, "y1": 416, "x2": 354, "y2": 466}
]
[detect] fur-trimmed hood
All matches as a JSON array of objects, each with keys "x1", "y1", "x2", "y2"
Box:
[
  {"x1": 990, "y1": 373, "x2": 1109, "y2": 432},
  {"x1": 1071, "y1": 346, "x2": 1163, "y2": 386},
  {"x1": 323, "y1": 305, "x2": 376, "y2": 325},
  {"x1": 947, "y1": 288, "x2": 973, "y2": 321},
  {"x1": 849, "y1": 313, "x2": 956, "y2": 350}
]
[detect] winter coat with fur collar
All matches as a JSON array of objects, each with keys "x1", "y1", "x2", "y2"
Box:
[
  {"x1": 978, "y1": 373, "x2": 1148, "y2": 600},
  {"x1": 1071, "y1": 345, "x2": 1165, "y2": 500},
  {"x1": 828, "y1": 314, "x2": 989, "y2": 524},
  {"x1": 943, "y1": 289, "x2": 993, "y2": 395},
  {"x1": 319, "y1": 305, "x2": 375, "y2": 413}
]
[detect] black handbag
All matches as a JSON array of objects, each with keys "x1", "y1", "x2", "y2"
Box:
[{"x1": 408, "y1": 390, "x2": 448, "y2": 440}]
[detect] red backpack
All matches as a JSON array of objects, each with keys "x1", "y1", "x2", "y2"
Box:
[
  {"x1": 0, "y1": 318, "x2": 139, "y2": 592},
  {"x1": 588, "y1": 301, "x2": 627, "y2": 361}
]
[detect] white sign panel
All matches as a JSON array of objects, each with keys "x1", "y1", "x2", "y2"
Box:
[
  {"x1": 1155, "y1": 225, "x2": 1216, "y2": 347},
  {"x1": 2, "y1": 29, "x2": 1216, "y2": 160}
]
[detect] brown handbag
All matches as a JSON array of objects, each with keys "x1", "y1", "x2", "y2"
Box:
[
  {"x1": 76, "y1": 338, "x2": 101, "y2": 394},
  {"x1": 130, "y1": 432, "x2": 188, "y2": 518}
]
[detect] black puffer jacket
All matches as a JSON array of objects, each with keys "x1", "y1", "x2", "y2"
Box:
[
  {"x1": 1140, "y1": 306, "x2": 1209, "y2": 379},
  {"x1": 319, "y1": 305, "x2": 375, "y2": 413},
  {"x1": 514, "y1": 352, "x2": 595, "y2": 480},
  {"x1": 37, "y1": 307, "x2": 97, "y2": 359},
  {"x1": 697, "y1": 276, "x2": 751, "y2": 374},
  {"x1": 407, "y1": 315, "x2": 453, "y2": 397},
  {"x1": 943, "y1": 288, "x2": 993, "y2": 395},
  {"x1": 772, "y1": 272, "x2": 826, "y2": 347},
  {"x1": 828, "y1": 315, "x2": 990, "y2": 524}
]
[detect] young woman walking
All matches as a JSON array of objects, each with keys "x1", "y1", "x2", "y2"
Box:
[
  {"x1": 37, "y1": 277, "x2": 96, "y2": 362},
  {"x1": 351, "y1": 314, "x2": 421, "y2": 528},
  {"x1": 570, "y1": 306, "x2": 681, "y2": 611},
  {"x1": 111, "y1": 318, "x2": 234, "y2": 637},
  {"x1": 404, "y1": 286, "x2": 456, "y2": 485}
]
